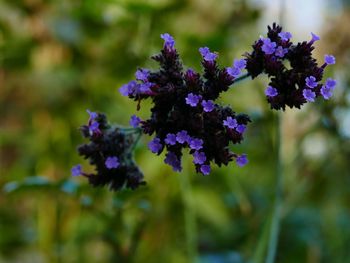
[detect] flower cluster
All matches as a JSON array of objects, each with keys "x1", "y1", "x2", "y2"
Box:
[
  {"x1": 245, "y1": 23, "x2": 336, "y2": 110},
  {"x1": 119, "y1": 34, "x2": 250, "y2": 175},
  {"x1": 72, "y1": 110, "x2": 145, "y2": 191}
]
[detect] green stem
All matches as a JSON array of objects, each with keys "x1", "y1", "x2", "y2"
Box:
[
  {"x1": 234, "y1": 73, "x2": 250, "y2": 83},
  {"x1": 178, "y1": 173, "x2": 198, "y2": 262},
  {"x1": 129, "y1": 130, "x2": 142, "y2": 153},
  {"x1": 265, "y1": 112, "x2": 283, "y2": 263}
]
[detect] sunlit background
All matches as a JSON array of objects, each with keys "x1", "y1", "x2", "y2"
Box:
[{"x1": 1, "y1": 0, "x2": 349, "y2": 262}]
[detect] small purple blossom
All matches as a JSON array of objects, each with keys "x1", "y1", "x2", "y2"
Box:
[
  {"x1": 305, "y1": 76, "x2": 318, "y2": 89},
  {"x1": 261, "y1": 38, "x2": 277, "y2": 55},
  {"x1": 176, "y1": 130, "x2": 190, "y2": 144},
  {"x1": 119, "y1": 80, "x2": 138, "y2": 96},
  {"x1": 71, "y1": 164, "x2": 82, "y2": 176},
  {"x1": 160, "y1": 33, "x2": 175, "y2": 49},
  {"x1": 325, "y1": 78, "x2": 337, "y2": 89},
  {"x1": 105, "y1": 156, "x2": 120, "y2": 169},
  {"x1": 324, "y1": 55, "x2": 336, "y2": 65},
  {"x1": 193, "y1": 151, "x2": 206, "y2": 165},
  {"x1": 274, "y1": 46, "x2": 288, "y2": 58},
  {"x1": 164, "y1": 152, "x2": 182, "y2": 172},
  {"x1": 320, "y1": 85, "x2": 333, "y2": 100},
  {"x1": 165, "y1": 133, "x2": 177, "y2": 145},
  {"x1": 200, "y1": 164, "x2": 211, "y2": 175},
  {"x1": 148, "y1": 137, "x2": 162, "y2": 153},
  {"x1": 233, "y1": 59, "x2": 246, "y2": 70},
  {"x1": 202, "y1": 100, "x2": 215, "y2": 112},
  {"x1": 311, "y1": 32, "x2": 320, "y2": 43},
  {"x1": 236, "y1": 154, "x2": 248, "y2": 167},
  {"x1": 139, "y1": 82, "x2": 153, "y2": 93},
  {"x1": 236, "y1": 124, "x2": 246, "y2": 134},
  {"x1": 189, "y1": 138, "x2": 203, "y2": 151},
  {"x1": 89, "y1": 121, "x2": 100, "y2": 134},
  {"x1": 303, "y1": 89, "x2": 316, "y2": 102},
  {"x1": 87, "y1": 109, "x2": 98, "y2": 120},
  {"x1": 199, "y1": 47, "x2": 218, "y2": 62},
  {"x1": 135, "y1": 68, "x2": 150, "y2": 82},
  {"x1": 223, "y1": 116, "x2": 238, "y2": 129},
  {"x1": 265, "y1": 86, "x2": 278, "y2": 97},
  {"x1": 278, "y1": 31, "x2": 292, "y2": 41},
  {"x1": 129, "y1": 115, "x2": 141, "y2": 128},
  {"x1": 226, "y1": 66, "x2": 241, "y2": 77},
  {"x1": 185, "y1": 93, "x2": 201, "y2": 107}
]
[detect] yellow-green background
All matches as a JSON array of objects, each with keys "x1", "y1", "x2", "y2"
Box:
[{"x1": 1, "y1": 0, "x2": 349, "y2": 262}]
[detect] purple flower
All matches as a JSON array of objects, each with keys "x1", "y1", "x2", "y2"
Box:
[
  {"x1": 274, "y1": 46, "x2": 288, "y2": 58},
  {"x1": 119, "y1": 80, "x2": 138, "y2": 96},
  {"x1": 261, "y1": 38, "x2": 277, "y2": 55},
  {"x1": 278, "y1": 31, "x2": 292, "y2": 41},
  {"x1": 176, "y1": 130, "x2": 190, "y2": 144},
  {"x1": 160, "y1": 33, "x2": 175, "y2": 49},
  {"x1": 305, "y1": 76, "x2": 318, "y2": 89},
  {"x1": 193, "y1": 151, "x2": 206, "y2": 165},
  {"x1": 189, "y1": 138, "x2": 203, "y2": 151},
  {"x1": 324, "y1": 55, "x2": 336, "y2": 65},
  {"x1": 236, "y1": 154, "x2": 248, "y2": 167},
  {"x1": 165, "y1": 133, "x2": 177, "y2": 145},
  {"x1": 223, "y1": 116, "x2": 238, "y2": 129},
  {"x1": 135, "y1": 68, "x2": 150, "y2": 82},
  {"x1": 310, "y1": 32, "x2": 320, "y2": 43},
  {"x1": 148, "y1": 137, "x2": 162, "y2": 153},
  {"x1": 89, "y1": 121, "x2": 100, "y2": 134},
  {"x1": 185, "y1": 93, "x2": 201, "y2": 107},
  {"x1": 265, "y1": 86, "x2": 278, "y2": 97},
  {"x1": 200, "y1": 164, "x2": 211, "y2": 175},
  {"x1": 129, "y1": 115, "x2": 141, "y2": 128},
  {"x1": 71, "y1": 164, "x2": 82, "y2": 176},
  {"x1": 201, "y1": 100, "x2": 215, "y2": 112},
  {"x1": 164, "y1": 152, "x2": 182, "y2": 172},
  {"x1": 87, "y1": 109, "x2": 98, "y2": 120},
  {"x1": 236, "y1": 124, "x2": 246, "y2": 134},
  {"x1": 325, "y1": 78, "x2": 337, "y2": 89},
  {"x1": 303, "y1": 89, "x2": 316, "y2": 102},
  {"x1": 105, "y1": 156, "x2": 120, "y2": 169},
  {"x1": 226, "y1": 66, "x2": 241, "y2": 77},
  {"x1": 320, "y1": 85, "x2": 333, "y2": 100},
  {"x1": 199, "y1": 47, "x2": 218, "y2": 62},
  {"x1": 139, "y1": 82, "x2": 153, "y2": 93},
  {"x1": 233, "y1": 59, "x2": 246, "y2": 70}
]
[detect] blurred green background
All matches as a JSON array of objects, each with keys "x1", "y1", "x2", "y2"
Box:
[{"x1": 1, "y1": 0, "x2": 350, "y2": 262}]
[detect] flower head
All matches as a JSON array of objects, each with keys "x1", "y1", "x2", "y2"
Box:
[
  {"x1": 71, "y1": 164, "x2": 82, "y2": 176},
  {"x1": 236, "y1": 124, "x2": 246, "y2": 134},
  {"x1": 321, "y1": 85, "x2": 333, "y2": 100},
  {"x1": 129, "y1": 115, "x2": 141, "y2": 128},
  {"x1": 325, "y1": 78, "x2": 337, "y2": 89},
  {"x1": 278, "y1": 31, "x2": 292, "y2": 41},
  {"x1": 223, "y1": 116, "x2": 238, "y2": 129},
  {"x1": 324, "y1": 55, "x2": 336, "y2": 65},
  {"x1": 89, "y1": 121, "x2": 100, "y2": 135},
  {"x1": 200, "y1": 164, "x2": 211, "y2": 175},
  {"x1": 274, "y1": 46, "x2": 288, "y2": 58},
  {"x1": 135, "y1": 68, "x2": 150, "y2": 82},
  {"x1": 148, "y1": 137, "x2": 162, "y2": 153},
  {"x1": 160, "y1": 33, "x2": 175, "y2": 49},
  {"x1": 236, "y1": 154, "x2": 248, "y2": 167},
  {"x1": 185, "y1": 93, "x2": 201, "y2": 107},
  {"x1": 164, "y1": 152, "x2": 182, "y2": 172},
  {"x1": 261, "y1": 38, "x2": 277, "y2": 55},
  {"x1": 226, "y1": 66, "x2": 241, "y2": 77},
  {"x1": 305, "y1": 76, "x2": 318, "y2": 89},
  {"x1": 165, "y1": 133, "x2": 177, "y2": 145},
  {"x1": 139, "y1": 82, "x2": 153, "y2": 93},
  {"x1": 193, "y1": 151, "x2": 206, "y2": 165},
  {"x1": 233, "y1": 59, "x2": 247, "y2": 70},
  {"x1": 303, "y1": 89, "x2": 316, "y2": 102},
  {"x1": 119, "y1": 80, "x2": 138, "y2": 97},
  {"x1": 199, "y1": 47, "x2": 218, "y2": 62},
  {"x1": 87, "y1": 109, "x2": 98, "y2": 120},
  {"x1": 176, "y1": 130, "x2": 190, "y2": 144},
  {"x1": 105, "y1": 156, "x2": 120, "y2": 169},
  {"x1": 265, "y1": 86, "x2": 278, "y2": 97},
  {"x1": 202, "y1": 100, "x2": 215, "y2": 112},
  {"x1": 310, "y1": 32, "x2": 320, "y2": 43},
  {"x1": 189, "y1": 138, "x2": 203, "y2": 151}
]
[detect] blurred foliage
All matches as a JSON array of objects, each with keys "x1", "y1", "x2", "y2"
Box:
[{"x1": 0, "y1": 0, "x2": 349, "y2": 262}]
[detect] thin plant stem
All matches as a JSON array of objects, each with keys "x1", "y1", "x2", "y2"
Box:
[
  {"x1": 265, "y1": 112, "x2": 283, "y2": 263},
  {"x1": 234, "y1": 73, "x2": 250, "y2": 83},
  {"x1": 178, "y1": 172, "x2": 198, "y2": 262}
]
